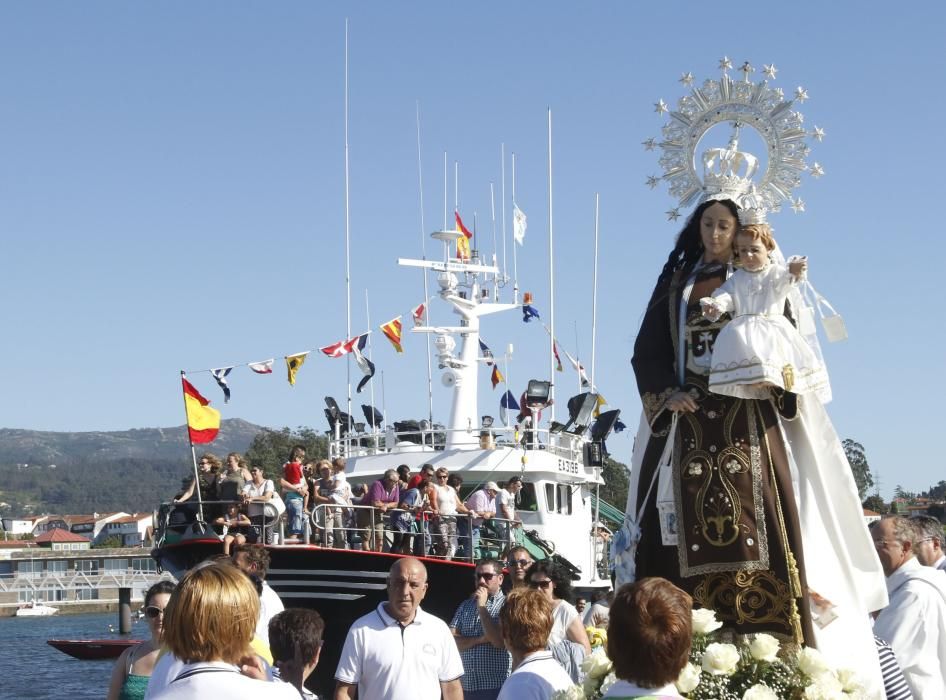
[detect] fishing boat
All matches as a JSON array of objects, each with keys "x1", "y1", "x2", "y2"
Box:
[
  {"x1": 16, "y1": 601, "x2": 59, "y2": 617},
  {"x1": 47, "y1": 638, "x2": 141, "y2": 660},
  {"x1": 152, "y1": 233, "x2": 623, "y2": 692}
]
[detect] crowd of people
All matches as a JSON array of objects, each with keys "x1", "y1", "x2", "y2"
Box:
[{"x1": 165, "y1": 449, "x2": 523, "y2": 560}]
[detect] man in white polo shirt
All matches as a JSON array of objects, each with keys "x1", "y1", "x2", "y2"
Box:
[{"x1": 334, "y1": 557, "x2": 464, "y2": 700}]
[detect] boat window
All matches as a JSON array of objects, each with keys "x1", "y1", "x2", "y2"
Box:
[
  {"x1": 544, "y1": 483, "x2": 556, "y2": 512},
  {"x1": 517, "y1": 482, "x2": 538, "y2": 512},
  {"x1": 558, "y1": 484, "x2": 573, "y2": 514}
]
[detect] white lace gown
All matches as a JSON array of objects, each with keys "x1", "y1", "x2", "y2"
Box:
[{"x1": 702, "y1": 263, "x2": 830, "y2": 400}]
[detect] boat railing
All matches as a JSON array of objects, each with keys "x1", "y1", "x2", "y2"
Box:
[
  {"x1": 309, "y1": 503, "x2": 523, "y2": 561},
  {"x1": 328, "y1": 424, "x2": 586, "y2": 463},
  {"x1": 154, "y1": 499, "x2": 282, "y2": 548}
]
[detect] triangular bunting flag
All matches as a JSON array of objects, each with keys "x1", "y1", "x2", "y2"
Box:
[
  {"x1": 562, "y1": 348, "x2": 591, "y2": 388},
  {"x1": 499, "y1": 390, "x2": 520, "y2": 426},
  {"x1": 285, "y1": 352, "x2": 310, "y2": 386},
  {"x1": 248, "y1": 359, "x2": 274, "y2": 374},
  {"x1": 352, "y1": 335, "x2": 376, "y2": 393},
  {"x1": 412, "y1": 302, "x2": 426, "y2": 327},
  {"x1": 320, "y1": 335, "x2": 361, "y2": 358},
  {"x1": 479, "y1": 339, "x2": 494, "y2": 366},
  {"x1": 491, "y1": 365, "x2": 504, "y2": 389},
  {"x1": 553, "y1": 342, "x2": 563, "y2": 372},
  {"x1": 380, "y1": 317, "x2": 404, "y2": 353},
  {"x1": 522, "y1": 291, "x2": 540, "y2": 323},
  {"x1": 210, "y1": 367, "x2": 233, "y2": 403},
  {"x1": 593, "y1": 393, "x2": 607, "y2": 418}
]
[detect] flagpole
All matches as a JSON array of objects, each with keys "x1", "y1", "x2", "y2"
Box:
[
  {"x1": 511, "y1": 152, "x2": 519, "y2": 303},
  {"x1": 591, "y1": 193, "x2": 600, "y2": 392},
  {"x1": 416, "y1": 102, "x2": 434, "y2": 426},
  {"x1": 365, "y1": 289, "x2": 376, "y2": 434},
  {"x1": 500, "y1": 143, "x2": 508, "y2": 293},
  {"x1": 547, "y1": 108, "x2": 555, "y2": 424},
  {"x1": 343, "y1": 18, "x2": 353, "y2": 437},
  {"x1": 179, "y1": 371, "x2": 204, "y2": 523},
  {"x1": 442, "y1": 151, "x2": 449, "y2": 264}
]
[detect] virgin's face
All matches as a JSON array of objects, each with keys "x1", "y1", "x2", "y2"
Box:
[{"x1": 700, "y1": 202, "x2": 738, "y2": 263}]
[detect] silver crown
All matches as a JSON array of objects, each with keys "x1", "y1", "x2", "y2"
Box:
[
  {"x1": 645, "y1": 59, "x2": 824, "y2": 223},
  {"x1": 737, "y1": 186, "x2": 768, "y2": 226}
]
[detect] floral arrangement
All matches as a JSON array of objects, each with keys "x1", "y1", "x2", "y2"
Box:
[{"x1": 555, "y1": 609, "x2": 868, "y2": 700}]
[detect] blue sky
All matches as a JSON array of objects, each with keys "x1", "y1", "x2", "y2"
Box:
[{"x1": 1, "y1": 3, "x2": 940, "y2": 499}]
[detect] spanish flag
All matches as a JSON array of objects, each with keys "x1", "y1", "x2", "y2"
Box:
[
  {"x1": 182, "y1": 377, "x2": 221, "y2": 444},
  {"x1": 455, "y1": 211, "x2": 473, "y2": 261},
  {"x1": 380, "y1": 317, "x2": 404, "y2": 353}
]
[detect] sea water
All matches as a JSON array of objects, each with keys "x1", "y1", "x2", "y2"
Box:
[{"x1": 0, "y1": 612, "x2": 147, "y2": 699}]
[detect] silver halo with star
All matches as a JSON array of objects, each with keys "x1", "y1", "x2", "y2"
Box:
[{"x1": 645, "y1": 58, "x2": 825, "y2": 219}]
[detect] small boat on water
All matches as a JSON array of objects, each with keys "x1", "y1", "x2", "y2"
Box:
[
  {"x1": 16, "y1": 601, "x2": 59, "y2": 617},
  {"x1": 47, "y1": 639, "x2": 142, "y2": 660}
]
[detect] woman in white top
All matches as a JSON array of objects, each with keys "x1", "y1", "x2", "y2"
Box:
[
  {"x1": 428, "y1": 468, "x2": 473, "y2": 560},
  {"x1": 242, "y1": 466, "x2": 278, "y2": 545},
  {"x1": 150, "y1": 563, "x2": 297, "y2": 700},
  {"x1": 528, "y1": 560, "x2": 591, "y2": 656}
]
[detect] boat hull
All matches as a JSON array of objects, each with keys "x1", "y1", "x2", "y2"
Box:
[
  {"x1": 153, "y1": 539, "x2": 477, "y2": 696},
  {"x1": 47, "y1": 639, "x2": 141, "y2": 660}
]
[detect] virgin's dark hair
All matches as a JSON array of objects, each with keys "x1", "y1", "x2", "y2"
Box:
[
  {"x1": 529, "y1": 559, "x2": 574, "y2": 604},
  {"x1": 144, "y1": 579, "x2": 177, "y2": 606},
  {"x1": 656, "y1": 198, "x2": 740, "y2": 287}
]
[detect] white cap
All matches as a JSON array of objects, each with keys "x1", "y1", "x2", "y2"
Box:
[{"x1": 485, "y1": 481, "x2": 500, "y2": 492}]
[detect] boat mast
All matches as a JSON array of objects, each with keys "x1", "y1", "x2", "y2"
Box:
[
  {"x1": 343, "y1": 19, "x2": 353, "y2": 432},
  {"x1": 591, "y1": 193, "x2": 600, "y2": 390},
  {"x1": 547, "y1": 109, "x2": 555, "y2": 423},
  {"x1": 500, "y1": 143, "x2": 508, "y2": 294},
  {"x1": 415, "y1": 102, "x2": 434, "y2": 425},
  {"x1": 511, "y1": 152, "x2": 519, "y2": 303}
]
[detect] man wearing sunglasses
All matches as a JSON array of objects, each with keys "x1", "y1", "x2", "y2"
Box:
[{"x1": 449, "y1": 559, "x2": 510, "y2": 700}]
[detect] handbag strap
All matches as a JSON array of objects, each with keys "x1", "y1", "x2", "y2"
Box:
[{"x1": 635, "y1": 414, "x2": 677, "y2": 526}]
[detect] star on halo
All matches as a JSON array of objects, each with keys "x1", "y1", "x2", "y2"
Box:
[
  {"x1": 762, "y1": 64, "x2": 778, "y2": 80},
  {"x1": 791, "y1": 198, "x2": 806, "y2": 213},
  {"x1": 794, "y1": 86, "x2": 809, "y2": 103},
  {"x1": 646, "y1": 175, "x2": 660, "y2": 189},
  {"x1": 642, "y1": 137, "x2": 657, "y2": 151},
  {"x1": 718, "y1": 56, "x2": 732, "y2": 72},
  {"x1": 810, "y1": 163, "x2": 825, "y2": 178},
  {"x1": 679, "y1": 72, "x2": 694, "y2": 86},
  {"x1": 740, "y1": 61, "x2": 754, "y2": 79},
  {"x1": 811, "y1": 126, "x2": 825, "y2": 142},
  {"x1": 666, "y1": 207, "x2": 681, "y2": 221},
  {"x1": 654, "y1": 99, "x2": 669, "y2": 114}
]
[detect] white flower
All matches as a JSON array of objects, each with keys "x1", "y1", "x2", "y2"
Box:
[
  {"x1": 675, "y1": 662, "x2": 702, "y2": 693},
  {"x1": 742, "y1": 685, "x2": 779, "y2": 700},
  {"x1": 797, "y1": 647, "x2": 831, "y2": 678},
  {"x1": 802, "y1": 673, "x2": 844, "y2": 700},
  {"x1": 748, "y1": 633, "x2": 780, "y2": 662},
  {"x1": 691, "y1": 608, "x2": 724, "y2": 635},
  {"x1": 599, "y1": 672, "x2": 618, "y2": 697},
  {"x1": 552, "y1": 685, "x2": 586, "y2": 700},
  {"x1": 835, "y1": 667, "x2": 864, "y2": 694},
  {"x1": 701, "y1": 642, "x2": 740, "y2": 675},
  {"x1": 581, "y1": 648, "x2": 613, "y2": 680}
]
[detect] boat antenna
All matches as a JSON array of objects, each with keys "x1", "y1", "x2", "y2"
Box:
[
  {"x1": 500, "y1": 143, "x2": 509, "y2": 294},
  {"x1": 489, "y1": 182, "x2": 498, "y2": 300},
  {"x1": 364, "y1": 289, "x2": 377, "y2": 435},
  {"x1": 591, "y1": 192, "x2": 600, "y2": 390},
  {"x1": 547, "y1": 108, "x2": 556, "y2": 423},
  {"x1": 343, "y1": 18, "x2": 353, "y2": 434},
  {"x1": 415, "y1": 102, "x2": 434, "y2": 425},
  {"x1": 511, "y1": 152, "x2": 519, "y2": 303}
]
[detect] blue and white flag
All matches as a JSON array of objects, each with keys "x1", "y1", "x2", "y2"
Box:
[
  {"x1": 352, "y1": 334, "x2": 376, "y2": 393},
  {"x1": 500, "y1": 390, "x2": 520, "y2": 426},
  {"x1": 479, "y1": 339, "x2": 494, "y2": 366},
  {"x1": 210, "y1": 367, "x2": 233, "y2": 403},
  {"x1": 513, "y1": 204, "x2": 527, "y2": 245}
]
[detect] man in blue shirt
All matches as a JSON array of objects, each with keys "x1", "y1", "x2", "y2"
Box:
[{"x1": 450, "y1": 558, "x2": 511, "y2": 700}]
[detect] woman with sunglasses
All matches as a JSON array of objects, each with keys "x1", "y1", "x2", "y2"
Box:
[
  {"x1": 527, "y1": 561, "x2": 591, "y2": 656},
  {"x1": 106, "y1": 579, "x2": 176, "y2": 700}
]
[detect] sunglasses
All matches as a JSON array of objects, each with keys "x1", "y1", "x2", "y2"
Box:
[
  {"x1": 476, "y1": 572, "x2": 498, "y2": 580},
  {"x1": 529, "y1": 579, "x2": 553, "y2": 589},
  {"x1": 509, "y1": 558, "x2": 531, "y2": 567},
  {"x1": 144, "y1": 606, "x2": 165, "y2": 619}
]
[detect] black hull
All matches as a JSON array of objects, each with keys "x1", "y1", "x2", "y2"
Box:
[{"x1": 153, "y1": 539, "x2": 476, "y2": 695}]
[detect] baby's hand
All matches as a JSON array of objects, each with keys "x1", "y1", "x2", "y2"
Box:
[{"x1": 788, "y1": 256, "x2": 808, "y2": 277}]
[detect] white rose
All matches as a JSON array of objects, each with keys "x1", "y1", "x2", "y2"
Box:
[
  {"x1": 552, "y1": 686, "x2": 586, "y2": 700},
  {"x1": 802, "y1": 674, "x2": 844, "y2": 700},
  {"x1": 748, "y1": 633, "x2": 780, "y2": 662},
  {"x1": 581, "y1": 648, "x2": 613, "y2": 680},
  {"x1": 675, "y1": 662, "x2": 702, "y2": 693},
  {"x1": 599, "y1": 672, "x2": 618, "y2": 697},
  {"x1": 835, "y1": 667, "x2": 864, "y2": 694},
  {"x1": 797, "y1": 647, "x2": 831, "y2": 678},
  {"x1": 742, "y1": 685, "x2": 779, "y2": 700},
  {"x1": 691, "y1": 608, "x2": 724, "y2": 635},
  {"x1": 701, "y1": 642, "x2": 740, "y2": 676}
]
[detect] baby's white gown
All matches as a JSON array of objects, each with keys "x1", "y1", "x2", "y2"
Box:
[{"x1": 702, "y1": 263, "x2": 830, "y2": 401}]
